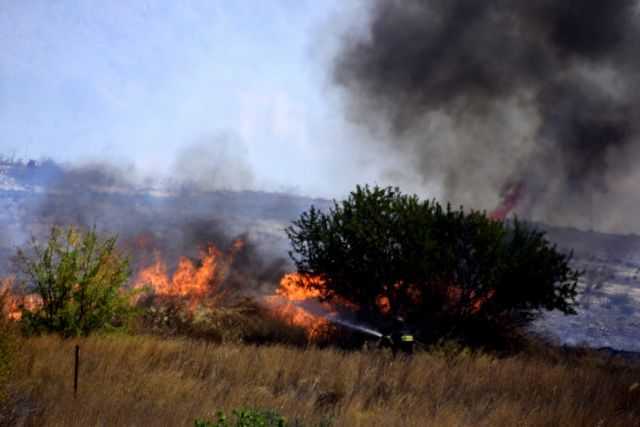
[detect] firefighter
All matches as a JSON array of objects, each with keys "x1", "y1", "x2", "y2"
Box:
[{"x1": 380, "y1": 316, "x2": 415, "y2": 356}]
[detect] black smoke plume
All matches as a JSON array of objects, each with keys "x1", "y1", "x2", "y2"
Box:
[{"x1": 334, "y1": 0, "x2": 640, "y2": 232}]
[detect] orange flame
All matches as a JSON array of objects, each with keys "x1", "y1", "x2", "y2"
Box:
[
  {"x1": 0, "y1": 277, "x2": 42, "y2": 321},
  {"x1": 376, "y1": 294, "x2": 391, "y2": 315},
  {"x1": 374, "y1": 281, "x2": 422, "y2": 316},
  {"x1": 446, "y1": 286, "x2": 495, "y2": 314},
  {"x1": 131, "y1": 239, "x2": 337, "y2": 339},
  {"x1": 471, "y1": 289, "x2": 495, "y2": 313},
  {"x1": 490, "y1": 182, "x2": 524, "y2": 220},
  {"x1": 133, "y1": 240, "x2": 243, "y2": 306},
  {"x1": 277, "y1": 273, "x2": 324, "y2": 300},
  {"x1": 0, "y1": 277, "x2": 19, "y2": 320},
  {"x1": 266, "y1": 273, "x2": 331, "y2": 339}
]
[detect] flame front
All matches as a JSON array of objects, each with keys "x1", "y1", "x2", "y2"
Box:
[
  {"x1": 446, "y1": 286, "x2": 495, "y2": 314},
  {"x1": 1, "y1": 276, "x2": 42, "y2": 321},
  {"x1": 133, "y1": 242, "x2": 243, "y2": 301},
  {"x1": 277, "y1": 273, "x2": 324, "y2": 301},
  {"x1": 132, "y1": 240, "x2": 245, "y2": 312},
  {"x1": 137, "y1": 249, "x2": 216, "y2": 297},
  {"x1": 490, "y1": 182, "x2": 524, "y2": 220},
  {"x1": 376, "y1": 294, "x2": 391, "y2": 315},
  {"x1": 267, "y1": 273, "x2": 331, "y2": 339}
]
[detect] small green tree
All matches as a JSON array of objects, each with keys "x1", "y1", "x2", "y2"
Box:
[
  {"x1": 15, "y1": 226, "x2": 137, "y2": 337},
  {"x1": 286, "y1": 185, "x2": 580, "y2": 346}
]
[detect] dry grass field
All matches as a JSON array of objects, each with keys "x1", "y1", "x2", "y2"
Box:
[{"x1": 1, "y1": 335, "x2": 639, "y2": 427}]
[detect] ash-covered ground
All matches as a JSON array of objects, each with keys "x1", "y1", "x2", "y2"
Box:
[
  {"x1": 533, "y1": 226, "x2": 640, "y2": 352},
  {"x1": 2, "y1": 160, "x2": 639, "y2": 352}
]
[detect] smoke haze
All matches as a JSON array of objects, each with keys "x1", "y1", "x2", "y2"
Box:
[
  {"x1": 173, "y1": 132, "x2": 256, "y2": 193},
  {"x1": 0, "y1": 160, "x2": 296, "y2": 290},
  {"x1": 334, "y1": 0, "x2": 640, "y2": 232}
]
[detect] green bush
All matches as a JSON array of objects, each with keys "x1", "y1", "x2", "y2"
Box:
[
  {"x1": 15, "y1": 226, "x2": 139, "y2": 337},
  {"x1": 195, "y1": 408, "x2": 287, "y2": 427},
  {"x1": 286, "y1": 185, "x2": 580, "y2": 347}
]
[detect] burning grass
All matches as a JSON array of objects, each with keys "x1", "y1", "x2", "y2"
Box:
[
  {"x1": 3, "y1": 335, "x2": 639, "y2": 426},
  {"x1": 127, "y1": 242, "x2": 352, "y2": 344},
  {"x1": 136, "y1": 296, "x2": 308, "y2": 346},
  {"x1": 1, "y1": 236, "x2": 341, "y2": 344},
  {"x1": 127, "y1": 239, "x2": 339, "y2": 342}
]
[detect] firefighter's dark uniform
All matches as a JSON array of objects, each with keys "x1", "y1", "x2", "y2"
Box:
[
  {"x1": 379, "y1": 317, "x2": 415, "y2": 355},
  {"x1": 380, "y1": 330, "x2": 414, "y2": 356},
  {"x1": 390, "y1": 329, "x2": 415, "y2": 355}
]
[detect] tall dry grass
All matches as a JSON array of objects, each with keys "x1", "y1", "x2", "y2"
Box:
[{"x1": 4, "y1": 335, "x2": 640, "y2": 426}]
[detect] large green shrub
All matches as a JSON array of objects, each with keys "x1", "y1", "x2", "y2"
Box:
[
  {"x1": 15, "y1": 226, "x2": 138, "y2": 337},
  {"x1": 286, "y1": 185, "x2": 580, "y2": 346}
]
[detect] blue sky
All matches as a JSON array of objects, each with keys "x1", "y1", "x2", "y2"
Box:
[{"x1": 0, "y1": 1, "x2": 415, "y2": 197}]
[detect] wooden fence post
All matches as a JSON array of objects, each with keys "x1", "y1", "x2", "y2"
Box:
[{"x1": 74, "y1": 344, "x2": 79, "y2": 398}]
